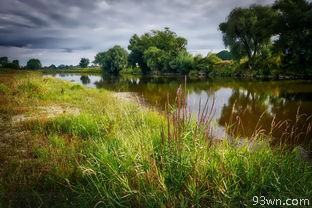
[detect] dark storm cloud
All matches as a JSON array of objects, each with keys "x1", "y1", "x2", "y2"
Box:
[
  {"x1": 0, "y1": 37, "x2": 57, "y2": 48},
  {"x1": 63, "y1": 48, "x2": 73, "y2": 53},
  {"x1": 0, "y1": 0, "x2": 275, "y2": 65}
]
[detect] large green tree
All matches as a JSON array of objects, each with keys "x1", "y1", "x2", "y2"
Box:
[
  {"x1": 79, "y1": 58, "x2": 90, "y2": 68},
  {"x1": 128, "y1": 27, "x2": 187, "y2": 73},
  {"x1": 95, "y1": 45, "x2": 128, "y2": 74},
  {"x1": 26, "y1": 59, "x2": 42, "y2": 69},
  {"x1": 219, "y1": 5, "x2": 277, "y2": 69},
  {"x1": 273, "y1": 0, "x2": 312, "y2": 74}
]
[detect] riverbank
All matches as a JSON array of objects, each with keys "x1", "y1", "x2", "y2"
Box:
[
  {"x1": 39, "y1": 67, "x2": 312, "y2": 81},
  {"x1": 40, "y1": 67, "x2": 102, "y2": 74},
  {"x1": 0, "y1": 70, "x2": 311, "y2": 207}
]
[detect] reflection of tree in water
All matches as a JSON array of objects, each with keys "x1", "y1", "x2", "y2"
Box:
[
  {"x1": 80, "y1": 76, "x2": 90, "y2": 85},
  {"x1": 94, "y1": 75, "x2": 131, "y2": 91},
  {"x1": 269, "y1": 92, "x2": 312, "y2": 148},
  {"x1": 219, "y1": 88, "x2": 312, "y2": 148},
  {"x1": 93, "y1": 75, "x2": 221, "y2": 110},
  {"x1": 219, "y1": 88, "x2": 273, "y2": 137}
]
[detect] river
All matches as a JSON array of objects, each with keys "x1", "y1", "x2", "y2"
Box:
[{"x1": 46, "y1": 73, "x2": 312, "y2": 148}]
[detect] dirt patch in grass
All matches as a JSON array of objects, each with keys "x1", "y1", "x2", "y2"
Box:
[
  {"x1": 11, "y1": 105, "x2": 80, "y2": 124},
  {"x1": 113, "y1": 92, "x2": 151, "y2": 109},
  {"x1": 0, "y1": 105, "x2": 81, "y2": 183},
  {"x1": 113, "y1": 92, "x2": 140, "y2": 103}
]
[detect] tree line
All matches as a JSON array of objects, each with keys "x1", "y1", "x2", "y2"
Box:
[
  {"x1": 0, "y1": 57, "x2": 44, "y2": 69},
  {"x1": 0, "y1": 57, "x2": 20, "y2": 69},
  {"x1": 93, "y1": 28, "x2": 231, "y2": 75},
  {"x1": 0, "y1": 57, "x2": 94, "y2": 70},
  {"x1": 1, "y1": 0, "x2": 311, "y2": 77},
  {"x1": 93, "y1": 0, "x2": 311, "y2": 76}
]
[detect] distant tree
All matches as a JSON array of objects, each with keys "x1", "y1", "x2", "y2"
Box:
[
  {"x1": 216, "y1": 50, "x2": 233, "y2": 60},
  {"x1": 128, "y1": 27, "x2": 187, "y2": 73},
  {"x1": 58, "y1": 64, "x2": 66, "y2": 69},
  {"x1": 79, "y1": 58, "x2": 90, "y2": 68},
  {"x1": 26, "y1": 59, "x2": 42, "y2": 69},
  {"x1": 48, "y1": 64, "x2": 57, "y2": 69},
  {"x1": 95, "y1": 45, "x2": 128, "y2": 74},
  {"x1": 4, "y1": 63, "x2": 19, "y2": 69},
  {"x1": 12, "y1": 60, "x2": 19, "y2": 68},
  {"x1": 0, "y1": 57, "x2": 8, "y2": 67},
  {"x1": 273, "y1": 0, "x2": 312, "y2": 74},
  {"x1": 219, "y1": 5, "x2": 277, "y2": 69},
  {"x1": 0, "y1": 59, "x2": 20, "y2": 69},
  {"x1": 57, "y1": 64, "x2": 75, "y2": 69},
  {"x1": 169, "y1": 51, "x2": 194, "y2": 74}
]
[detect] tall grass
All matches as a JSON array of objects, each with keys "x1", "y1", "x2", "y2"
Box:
[{"x1": 42, "y1": 114, "x2": 108, "y2": 139}]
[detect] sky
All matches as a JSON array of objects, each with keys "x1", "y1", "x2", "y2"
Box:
[{"x1": 0, "y1": 0, "x2": 275, "y2": 66}]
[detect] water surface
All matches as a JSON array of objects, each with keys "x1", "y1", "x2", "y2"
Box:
[{"x1": 46, "y1": 73, "x2": 312, "y2": 147}]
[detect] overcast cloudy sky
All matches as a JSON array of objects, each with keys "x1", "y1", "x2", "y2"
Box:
[{"x1": 0, "y1": 0, "x2": 275, "y2": 66}]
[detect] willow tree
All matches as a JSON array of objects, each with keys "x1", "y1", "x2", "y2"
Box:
[{"x1": 219, "y1": 5, "x2": 277, "y2": 70}]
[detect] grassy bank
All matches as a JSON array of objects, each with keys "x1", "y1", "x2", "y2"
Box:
[
  {"x1": 0, "y1": 70, "x2": 311, "y2": 207},
  {"x1": 40, "y1": 67, "x2": 141, "y2": 75},
  {"x1": 40, "y1": 67, "x2": 102, "y2": 74}
]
